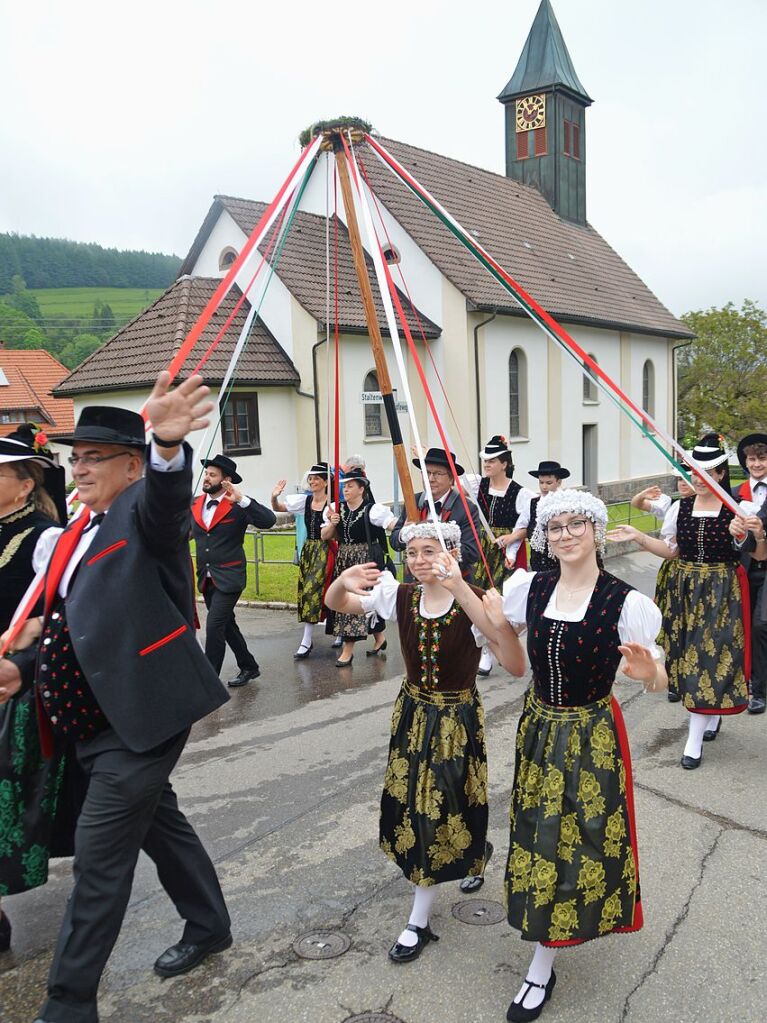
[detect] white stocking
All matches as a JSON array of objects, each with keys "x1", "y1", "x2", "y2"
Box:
[
  {"x1": 704, "y1": 714, "x2": 721, "y2": 734},
  {"x1": 683, "y1": 712, "x2": 709, "y2": 759},
  {"x1": 299, "y1": 624, "x2": 314, "y2": 649},
  {"x1": 479, "y1": 646, "x2": 494, "y2": 672},
  {"x1": 512, "y1": 943, "x2": 557, "y2": 1010},
  {"x1": 397, "y1": 884, "x2": 438, "y2": 946}
]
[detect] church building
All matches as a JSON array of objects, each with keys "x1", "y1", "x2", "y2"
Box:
[{"x1": 55, "y1": 0, "x2": 693, "y2": 504}]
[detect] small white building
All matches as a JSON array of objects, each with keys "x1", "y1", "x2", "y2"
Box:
[{"x1": 55, "y1": 0, "x2": 693, "y2": 505}]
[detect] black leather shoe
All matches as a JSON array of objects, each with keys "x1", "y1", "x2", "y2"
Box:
[
  {"x1": 293, "y1": 643, "x2": 313, "y2": 660},
  {"x1": 367, "y1": 640, "x2": 387, "y2": 656},
  {"x1": 154, "y1": 932, "x2": 233, "y2": 977},
  {"x1": 680, "y1": 753, "x2": 702, "y2": 770},
  {"x1": 0, "y1": 910, "x2": 10, "y2": 952},
  {"x1": 702, "y1": 718, "x2": 722, "y2": 741},
  {"x1": 335, "y1": 655, "x2": 353, "y2": 667},
  {"x1": 477, "y1": 666, "x2": 492, "y2": 678},
  {"x1": 227, "y1": 668, "x2": 259, "y2": 687},
  {"x1": 388, "y1": 923, "x2": 439, "y2": 963},
  {"x1": 507, "y1": 969, "x2": 557, "y2": 1021},
  {"x1": 667, "y1": 691, "x2": 681, "y2": 703},
  {"x1": 748, "y1": 695, "x2": 766, "y2": 714},
  {"x1": 459, "y1": 841, "x2": 494, "y2": 893}
]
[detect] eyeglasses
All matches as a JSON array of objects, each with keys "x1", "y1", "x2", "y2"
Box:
[
  {"x1": 545, "y1": 518, "x2": 589, "y2": 541},
  {"x1": 67, "y1": 451, "x2": 133, "y2": 468},
  {"x1": 426, "y1": 470, "x2": 450, "y2": 480}
]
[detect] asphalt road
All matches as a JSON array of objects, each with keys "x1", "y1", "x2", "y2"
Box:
[{"x1": 1, "y1": 551, "x2": 765, "y2": 1023}]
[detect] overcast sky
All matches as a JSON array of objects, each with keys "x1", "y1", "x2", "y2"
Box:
[{"x1": 1, "y1": 0, "x2": 764, "y2": 317}]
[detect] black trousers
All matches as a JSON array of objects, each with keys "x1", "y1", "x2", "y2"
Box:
[
  {"x1": 748, "y1": 568, "x2": 767, "y2": 696},
  {"x1": 42, "y1": 728, "x2": 230, "y2": 1023},
  {"x1": 203, "y1": 581, "x2": 258, "y2": 675}
]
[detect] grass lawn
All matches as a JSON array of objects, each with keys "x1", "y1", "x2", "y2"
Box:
[{"x1": 30, "y1": 286, "x2": 164, "y2": 321}]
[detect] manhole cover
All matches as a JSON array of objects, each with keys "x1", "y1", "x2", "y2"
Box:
[
  {"x1": 292, "y1": 929, "x2": 351, "y2": 960},
  {"x1": 452, "y1": 898, "x2": 506, "y2": 925},
  {"x1": 341, "y1": 1015, "x2": 406, "y2": 1023}
]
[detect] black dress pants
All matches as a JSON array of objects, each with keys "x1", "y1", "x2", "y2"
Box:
[
  {"x1": 203, "y1": 582, "x2": 258, "y2": 675},
  {"x1": 41, "y1": 727, "x2": 230, "y2": 1023},
  {"x1": 749, "y1": 568, "x2": 767, "y2": 697}
]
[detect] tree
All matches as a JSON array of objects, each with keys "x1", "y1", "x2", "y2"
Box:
[
  {"x1": 58, "y1": 333, "x2": 103, "y2": 369},
  {"x1": 0, "y1": 303, "x2": 42, "y2": 347},
  {"x1": 677, "y1": 301, "x2": 767, "y2": 445},
  {"x1": 4, "y1": 275, "x2": 42, "y2": 321}
]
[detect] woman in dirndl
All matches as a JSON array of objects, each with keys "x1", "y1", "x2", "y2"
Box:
[
  {"x1": 629, "y1": 470, "x2": 695, "y2": 703},
  {"x1": 480, "y1": 489, "x2": 666, "y2": 1021},
  {"x1": 465, "y1": 436, "x2": 534, "y2": 677},
  {"x1": 325, "y1": 519, "x2": 493, "y2": 963},
  {"x1": 322, "y1": 470, "x2": 394, "y2": 666},
  {"x1": 611, "y1": 434, "x2": 749, "y2": 768},
  {"x1": 0, "y1": 425, "x2": 66, "y2": 952},
  {"x1": 271, "y1": 463, "x2": 335, "y2": 660}
]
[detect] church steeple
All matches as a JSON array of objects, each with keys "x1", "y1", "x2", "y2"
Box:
[{"x1": 498, "y1": 0, "x2": 592, "y2": 224}]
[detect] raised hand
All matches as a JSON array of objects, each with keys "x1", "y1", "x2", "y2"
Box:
[
  {"x1": 606, "y1": 525, "x2": 641, "y2": 543},
  {"x1": 221, "y1": 480, "x2": 243, "y2": 504},
  {"x1": 342, "y1": 562, "x2": 381, "y2": 595},
  {"x1": 431, "y1": 551, "x2": 460, "y2": 590},
  {"x1": 272, "y1": 480, "x2": 287, "y2": 498},
  {"x1": 618, "y1": 642, "x2": 662, "y2": 687},
  {"x1": 146, "y1": 371, "x2": 213, "y2": 444}
]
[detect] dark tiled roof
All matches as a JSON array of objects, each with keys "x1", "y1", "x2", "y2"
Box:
[
  {"x1": 360, "y1": 137, "x2": 693, "y2": 340},
  {"x1": 53, "y1": 277, "x2": 299, "y2": 396},
  {"x1": 0, "y1": 348, "x2": 75, "y2": 436},
  {"x1": 498, "y1": 0, "x2": 592, "y2": 102},
  {"x1": 180, "y1": 197, "x2": 441, "y2": 340}
]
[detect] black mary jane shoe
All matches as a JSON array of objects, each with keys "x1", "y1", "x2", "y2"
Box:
[
  {"x1": 667, "y1": 691, "x2": 681, "y2": 703},
  {"x1": 335, "y1": 655, "x2": 354, "y2": 667},
  {"x1": 459, "y1": 840, "x2": 494, "y2": 893},
  {"x1": 476, "y1": 666, "x2": 492, "y2": 678},
  {"x1": 702, "y1": 718, "x2": 722, "y2": 742},
  {"x1": 680, "y1": 753, "x2": 702, "y2": 770},
  {"x1": 0, "y1": 910, "x2": 11, "y2": 952},
  {"x1": 293, "y1": 643, "x2": 313, "y2": 660},
  {"x1": 388, "y1": 923, "x2": 439, "y2": 964},
  {"x1": 154, "y1": 932, "x2": 233, "y2": 977},
  {"x1": 507, "y1": 970, "x2": 557, "y2": 1022},
  {"x1": 367, "y1": 640, "x2": 387, "y2": 656}
]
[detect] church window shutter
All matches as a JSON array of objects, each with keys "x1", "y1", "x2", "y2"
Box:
[
  {"x1": 564, "y1": 121, "x2": 571, "y2": 155},
  {"x1": 516, "y1": 131, "x2": 529, "y2": 160},
  {"x1": 533, "y1": 126, "x2": 547, "y2": 157},
  {"x1": 572, "y1": 123, "x2": 580, "y2": 160}
]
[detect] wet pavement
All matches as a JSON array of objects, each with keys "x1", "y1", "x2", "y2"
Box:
[{"x1": 1, "y1": 552, "x2": 766, "y2": 1023}]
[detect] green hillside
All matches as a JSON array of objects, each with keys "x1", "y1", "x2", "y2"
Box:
[{"x1": 31, "y1": 287, "x2": 163, "y2": 321}]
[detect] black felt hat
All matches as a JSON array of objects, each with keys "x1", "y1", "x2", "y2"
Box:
[
  {"x1": 56, "y1": 406, "x2": 146, "y2": 449},
  {"x1": 736, "y1": 433, "x2": 767, "y2": 471},
  {"x1": 412, "y1": 447, "x2": 464, "y2": 478},
  {"x1": 529, "y1": 460, "x2": 571, "y2": 480},
  {"x1": 200, "y1": 454, "x2": 242, "y2": 484}
]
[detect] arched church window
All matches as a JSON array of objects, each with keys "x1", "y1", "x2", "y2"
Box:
[
  {"x1": 642, "y1": 360, "x2": 655, "y2": 418},
  {"x1": 509, "y1": 348, "x2": 528, "y2": 438},
  {"x1": 219, "y1": 247, "x2": 238, "y2": 270},
  {"x1": 363, "y1": 370, "x2": 389, "y2": 440},
  {"x1": 583, "y1": 354, "x2": 599, "y2": 403},
  {"x1": 382, "y1": 245, "x2": 400, "y2": 266}
]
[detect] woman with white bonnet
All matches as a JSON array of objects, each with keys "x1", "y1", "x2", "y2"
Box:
[
  {"x1": 324, "y1": 519, "x2": 493, "y2": 963},
  {"x1": 444, "y1": 488, "x2": 666, "y2": 1021}
]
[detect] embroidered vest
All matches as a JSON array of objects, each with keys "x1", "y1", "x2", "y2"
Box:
[
  {"x1": 395, "y1": 582, "x2": 483, "y2": 691},
  {"x1": 675, "y1": 497, "x2": 738, "y2": 565}
]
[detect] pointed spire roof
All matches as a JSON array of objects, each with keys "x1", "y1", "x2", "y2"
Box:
[{"x1": 498, "y1": 0, "x2": 592, "y2": 104}]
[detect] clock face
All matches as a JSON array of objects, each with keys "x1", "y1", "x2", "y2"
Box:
[{"x1": 515, "y1": 94, "x2": 546, "y2": 132}]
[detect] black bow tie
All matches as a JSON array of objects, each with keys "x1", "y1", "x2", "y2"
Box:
[
  {"x1": 82, "y1": 512, "x2": 106, "y2": 534},
  {"x1": 434, "y1": 501, "x2": 442, "y2": 514},
  {"x1": 206, "y1": 499, "x2": 220, "y2": 509}
]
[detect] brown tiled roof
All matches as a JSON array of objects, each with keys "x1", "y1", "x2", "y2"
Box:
[
  {"x1": 0, "y1": 347, "x2": 75, "y2": 437},
  {"x1": 359, "y1": 136, "x2": 693, "y2": 340},
  {"x1": 53, "y1": 277, "x2": 299, "y2": 397},
  {"x1": 180, "y1": 198, "x2": 441, "y2": 340}
]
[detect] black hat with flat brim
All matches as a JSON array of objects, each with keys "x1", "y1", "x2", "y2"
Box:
[
  {"x1": 412, "y1": 447, "x2": 464, "y2": 478},
  {"x1": 737, "y1": 433, "x2": 767, "y2": 471},
  {"x1": 200, "y1": 454, "x2": 242, "y2": 484},
  {"x1": 529, "y1": 460, "x2": 571, "y2": 480},
  {"x1": 56, "y1": 406, "x2": 146, "y2": 449}
]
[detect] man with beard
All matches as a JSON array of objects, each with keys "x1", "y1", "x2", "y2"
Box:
[{"x1": 192, "y1": 455, "x2": 275, "y2": 686}]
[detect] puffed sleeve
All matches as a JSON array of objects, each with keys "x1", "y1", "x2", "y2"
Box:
[
  {"x1": 501, "y1": 568, "x2": 536, "y2": 630},
  {"x1": 618, "y1": 591, "x2": 664, "y2": 660},
  {"x1": 284, "y1": 493, "x2": 309, "y2": 515},
  {"x1": 32, "y1": 526, "x2": 62, "y2": 574},
  {"x1": 648, "y1": 493, "x2": 672, "y2": 519},
  {"x1": 516, "y1": 487, "x2": 534, "y2": 517},
  {"x1": 368, "y1": 502, "x2": 396, "y2": 530},
  {"x1": 358, "y1": 570, "x2": 400, "y2": 622},
  {"x1": 660, "y1": 500, "x2": 680, "y2": 552}
]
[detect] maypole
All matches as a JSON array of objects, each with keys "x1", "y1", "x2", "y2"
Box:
[{"x1": 319, "y1": 124, "x2": 418, "y2": 521}]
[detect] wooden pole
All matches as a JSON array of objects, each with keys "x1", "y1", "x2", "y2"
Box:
[{"x1": 332, "y1": 139, "x2": 418, "y2": 521}]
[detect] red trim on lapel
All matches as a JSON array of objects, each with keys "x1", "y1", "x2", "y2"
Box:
[
  {"x1": 44, "y1": 511, "x2": 90, "y2": 615},
  {"x1": 86, "y1": 539, "x2": 128, "y2": 566},
  {"x1": 209, "y1": 498, "x2": 234, "y2": 530},
  {"x1": 738, "y1": 480, "x2": 753, "y2": 503},
  {"x1": 191, "y1": 495, "x2": 235, "y2": 532},
  {"x1": 191, "y1": 494, "x2": 207, "y2": 531}
]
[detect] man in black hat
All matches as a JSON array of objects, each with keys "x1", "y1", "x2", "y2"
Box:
[
  {"x1": 192, "y1": 454, "x2": 275, "y2": 687},
  {"x1": 731, "y1": 433, "x2": 767, "y2": 713},
  {"x1": 390, "y1": 447, "x2": 481, "y2": 580},
  {"x1": 0, "y1": 372, "x2": 233, "y2": 1023}
]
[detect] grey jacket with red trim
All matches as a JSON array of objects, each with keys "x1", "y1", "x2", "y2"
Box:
[
  {"x1": 191, "y1": 494, "x2": 276, "y2": 593},
  {"x1": 14, "y1": 443, "x2": 230, "y2": 754}
]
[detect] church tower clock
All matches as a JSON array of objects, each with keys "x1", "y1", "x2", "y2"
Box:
[{"x1": 498, "y1": 0, "x2": 592, "y2": 225}]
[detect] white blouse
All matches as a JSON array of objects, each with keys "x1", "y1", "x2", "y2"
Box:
[
  {"x1": 283, "y1": 492, "x2": 331, "y2": 523},
  {"x1": 359, "y1": 570, "x2": 485, "y2": 647},
  {"x1": 501, "y1": 568, "x2": 663, "y2": 660},
  {"x1": 648, "y1": 493, "x2": 672, "y2": 519},
  {"x1": 32, "y1": 526, "x2": 63, "y2": 574}
]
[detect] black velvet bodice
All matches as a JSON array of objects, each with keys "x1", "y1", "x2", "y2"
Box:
[
  {"x1": 477, "y1": 477, "x2": 522, "y2": 529},
  {"x1": 675, "y1": 497, "x2": 738, "y2": 565},
  {"x1": 0, "y1": 503, "x2": 58, "y2": 632}
]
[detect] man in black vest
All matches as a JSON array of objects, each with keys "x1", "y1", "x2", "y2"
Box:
[
  {"x1": 0, "y1": 372, "x2": 232, "y2": 1023},
  {"x1": 192, "y1": 454, "x2": 275, "y2": 687},
  {"x1": 390, "y1": 447, "x2": 481, "y2": 580}
]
